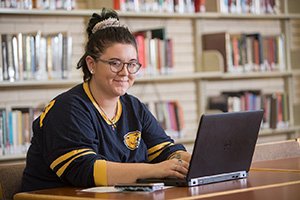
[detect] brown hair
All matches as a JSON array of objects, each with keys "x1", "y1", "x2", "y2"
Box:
[{"x1": 77, "y1": 8, "x2": 137, "y2": 81}]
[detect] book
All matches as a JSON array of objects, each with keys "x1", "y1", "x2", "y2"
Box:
[
  {"x1": 11, "y1": 107, "x2": 34, "y2": 152},
  {"x1": 17, "y1": 33, "x2": 24, "y2": 81},
  {"x1": 245, "y1": 33, "x2": 263, "y2": 71},
  {"x1": 0, "y1": 108, "x2": 5, "y2": 155},
  {"x1": 166, "y1": 39, "x2": 174, "y2": 74},
  {"x1": 6, "y1": 34, "x2": 16, "y2": 81},
  {"x1": 24, "y1": 34, "x2": 32, "y2": 80},
  {"x1": 194, "y1": 0, "x2": 206, "y2": 12},
  {"x1": 202, "y1": 32, "x2": 231, "y2": 72},
  {"x1": 135, "y1": 32, "x2": 146, "y2": 70},
  {"x1": 1, "y1": 35, "x2": 10, "y2": 80},
  {"x1": 0, "y1": 35, "x2": 3, "y2": 81},
  {"x1": 62, "y1": 33, "x2": 72, "y2": 79},
  {"x1": 11, "y1": 34, "x2": 19, "y2": 80},
  {"x1": 173, "y1": 101, "x2": 184, "y2": 135},
  {"x1": 208, "y1": 95, "x2": 228, "y2": 112},
  {"x1": 269, "y1": 93, "x2": 278, "y2": 129}
]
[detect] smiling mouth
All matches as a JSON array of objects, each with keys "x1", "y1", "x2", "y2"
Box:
[{"x1": 115, "y1": 79, "x2": 129, "y2": 82}]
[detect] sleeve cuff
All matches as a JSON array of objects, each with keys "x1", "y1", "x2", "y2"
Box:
[{"x1": 94, "y1": 160, "x2": 108, "y2": 186}]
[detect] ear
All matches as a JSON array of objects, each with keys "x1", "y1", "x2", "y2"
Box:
[{"x1": 86, "y1": 55, "x2": 95, "y2": 72}]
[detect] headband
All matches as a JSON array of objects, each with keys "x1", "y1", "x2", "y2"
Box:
[{"x1": 92, "y1": 17, "x2": 121, "y2": 34}]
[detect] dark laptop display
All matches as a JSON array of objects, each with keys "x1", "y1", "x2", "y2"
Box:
[{"x1": 137, "y1": 110, "x2": 264, "y2": 186}]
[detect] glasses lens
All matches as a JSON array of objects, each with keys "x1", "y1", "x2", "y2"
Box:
[
  {"x1": 109, "y1": 60, "x2": 122, "y2": 73},
  {"x1": 128, "y1": 63, "x2": 141, "y2": 74}
]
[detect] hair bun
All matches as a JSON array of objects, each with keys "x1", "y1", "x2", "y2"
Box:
[{"x1": 87, "y1": 8, "x2": 120, "y2": 37}]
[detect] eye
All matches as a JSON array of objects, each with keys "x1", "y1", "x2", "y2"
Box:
[
  {"x1": 108, "y1": 60, "x2": 121, "y2": 68},
  {"x1": 128, "y1": 62, "x2": 140, "y2": 68}
]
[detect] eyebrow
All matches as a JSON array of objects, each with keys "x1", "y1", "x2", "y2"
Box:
[{"x1": 107, "y1": 58, "x2": 139, "y2": 62}]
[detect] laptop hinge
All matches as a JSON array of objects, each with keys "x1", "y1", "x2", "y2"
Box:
[{"x1": 188, "y1": 171, "x2": 247, "y2": 186}]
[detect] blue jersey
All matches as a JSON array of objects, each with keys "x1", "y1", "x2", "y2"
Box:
[{"x1": 21, "y1": 82, "x2": 186, "y2": 191}]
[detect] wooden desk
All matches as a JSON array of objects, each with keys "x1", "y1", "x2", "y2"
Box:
[
  {"x1": 251, "y1": 157, "x2": 300, "y2": 173},
  {"x1": 15, "y1": 158, "x2": 300, "y2": 200}
]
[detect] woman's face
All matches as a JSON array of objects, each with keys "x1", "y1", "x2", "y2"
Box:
[{"x1": 88, "y1": 43, "x2": 139, "y2": 98}]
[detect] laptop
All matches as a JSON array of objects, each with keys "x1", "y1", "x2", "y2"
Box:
[{"x1": 137, "y1": 110, "x2": 264, "y2": 186}]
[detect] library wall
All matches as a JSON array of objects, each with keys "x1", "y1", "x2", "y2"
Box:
[
  {"x1": 290, "y1": 19, "x2": 300, "y2": 125},
  {"x1": 129, "y1": 82, "x2": 198, "y2": 140},
  {"x1": 0, "y1": 14, "x2": 199, "y2": 141},
  {"x1": 202, "y1": 78, "x2": 285, "y2": 97},
  {"x1": 124, "y1": 18, "x2": 195, "y2": 74},
  {"x1": 197, "y1": 19, "x2": 281, "y2": 35},
  {"x1": 125, "y1": 17, "x2": 198, "y2": 139}
]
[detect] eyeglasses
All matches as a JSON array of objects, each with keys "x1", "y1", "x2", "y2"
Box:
[{"x1": 98, "y1": 58, "x2": 142, "y2": 74}]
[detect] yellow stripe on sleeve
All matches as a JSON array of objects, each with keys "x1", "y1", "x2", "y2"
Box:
[
  {"x1": 50, "y1": 148, "x2": 92, "y2": 170},
  {"x1": 39, "y1": 100, "x2": 55, "y2": 127},
  {"x1": 94, "y1": 160, "x2": 108, "y2": 186},
  {"x1": 148, "y1": 143, "x2": 174, "y2": 162},
  {"x1": 147, "y1": 141, "x2": 172, "y2": 155},
  {"x1": 56, "y1": 151, "x2": 96, "y2": 177}
]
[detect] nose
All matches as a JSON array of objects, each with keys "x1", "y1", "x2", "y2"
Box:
[{"x1": 118, "y1": 63, "x2": 130, "y2": 75}]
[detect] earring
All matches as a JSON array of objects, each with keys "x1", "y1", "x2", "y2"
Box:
[{"x1": 90, "y1": 69, "x2": 94, "y2": 74}]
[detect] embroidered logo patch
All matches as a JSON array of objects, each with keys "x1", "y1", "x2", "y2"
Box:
[{"x1": 123, "y1": 131, "x2": 141, "y2": 150}]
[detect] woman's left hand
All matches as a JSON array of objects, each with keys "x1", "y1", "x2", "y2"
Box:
[{"x1": 169, "y1": 151, "x2": 191, "y2": 163}]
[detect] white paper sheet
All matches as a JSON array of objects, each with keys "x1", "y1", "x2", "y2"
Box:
[{"x1": 81, "y1": 186, "x2": 119, "y2": 193}]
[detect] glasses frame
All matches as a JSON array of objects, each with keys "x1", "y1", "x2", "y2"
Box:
[{"x1": 97, "y1": 58, "x2": 142, "y2": 74}]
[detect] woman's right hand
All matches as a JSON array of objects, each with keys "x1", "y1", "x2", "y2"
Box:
[
  {"x1": 106, "y1": 159, "x2": 189, "y2": 185},
  {"x1": 152, "y1": 159, "x2": 189, "y2": 179}
]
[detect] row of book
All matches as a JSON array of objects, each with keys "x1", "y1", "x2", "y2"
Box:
[
  {"x1": 0, "y1": 106, "x2": 43, "y2": 156},
  {"x1": 202, "y1": 32, "x2": 285, "y2": 73},
  {"x1": 0, "y1": 0, "x2": 76, "y2": 10},
  {"x1": 0, "y1": 32, "x2": 72, "y2": 82},
  {"x1": 114, "y1": 0, "x2": 203, "y2": 13},
  {"x1": 114, "y1": 0, "x2": 280, "y2": 14},
  {"x1": 218, "y1": 0, "x2": 280, "y2": 14},
  {"x1": 208, "y1": 90, "x2": 289, "y2": 129},
  {"x1": 147, "y1": 100, "x2": 184, "y2": 139},
  {"x1": 134, "y1": 28, "x2": 174, "y2": 76}
]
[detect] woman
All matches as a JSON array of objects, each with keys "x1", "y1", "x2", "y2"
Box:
[{"x1": 21, "y1": 8, "x2": 191, "y2": 192}]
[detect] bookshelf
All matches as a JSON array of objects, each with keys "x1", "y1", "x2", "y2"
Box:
[{"x1": 0, "y1": 0, "x2": 300, "y2": 161}]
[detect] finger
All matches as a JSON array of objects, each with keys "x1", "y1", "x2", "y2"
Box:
[
  {"x1": 174, "y1": 171, "x2": 186, "y2": 179},
  {"x1": 172, "y1": 162, "x2": 188, "y2": 177},
  {"x1": 177, "y1": 165, "x2": 189, "y2": 175},
  {"x1": 178, "y1": 159, "x2": 189, "y2": 170},
  {"x1": 172, "y1": 167, "x2": 187, "y2": 179}
]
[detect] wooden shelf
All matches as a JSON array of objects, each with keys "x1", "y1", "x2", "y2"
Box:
[
  {"x1": 175, "y1": 125, "x2": 300, "y2": 145},
  {"x1": 0, "y1": 79, "x2": 81, "y2": 89},
  {"x1": 288, "y1": 13, "x2": 300, "y2": 19},
  {"x1": 0, "y1": 8, "x2": 96, "y2": 16},
  {"x1": 0, "y1": 8, "x2": 291, "y2": 20},
  {"x1": 0, "y1": 71, "x2": 291, "y2": 88},
  {"x1": 259, "y1": 126, "x2": 300, "y2": 137},
  {"x1": 212, "y1": 71, "x2": 292, "y2": 80},
  {"x1": 196, "y1": 12, "x2": 288, "y2": 19},
  {"x1": 0, "y1": 153, "x2": 26, "y2": 162},
  {"x1": 293, "y1": 69, "x2": 300, "y2": 76}
]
